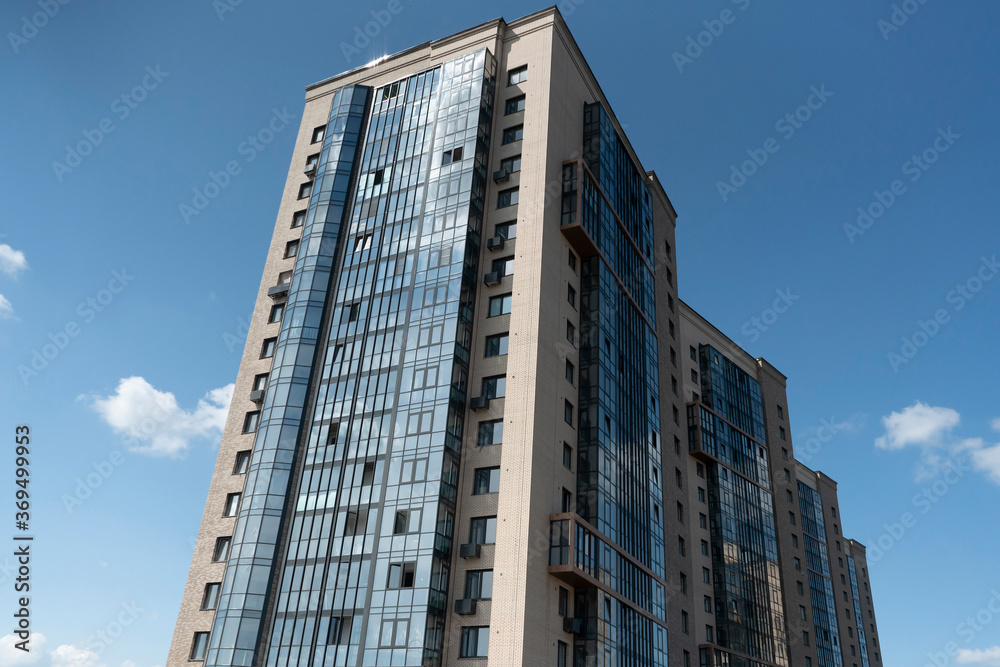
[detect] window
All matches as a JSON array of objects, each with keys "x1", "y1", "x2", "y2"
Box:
[
  {"x1": 803, "y1": 631, "x2": 810, "y2": 646},
  {"x1": 702, "y1": 567, "x2": 711, "y2": 583},
  {"x1": 799, "y1": 605, "x2": 807, "y2": 620},
  {"x1": 564, "y1": 400, "x2": 574, "y2": 426},
  {"x1": 779, "y1": 426, "x2": 787, "y2": 440},
  {"x1": 442, "y1": 146, "x2": 465, "y2": 164},
  {"x1": 673, "y1": 405, "x2": 680, "y2": 425},
  {"x1": 690, "y1": 346, "x2": 697, "y2": 361},
  {"x1": 352, "y1": 234, "x2": 373, "y2": 253},
  {"x1": 260, "y1": 337, "x2": 277, "y2": 358},
  {"x1": 568, "y1": 250, "x2": 577, "y2": 271},
  {"x1": 699, "y1": 513, "x2": 707, "y2": 529},
  {"x1": 497, "y1": 186, "x2": 519, "y2": 208},
  {"x1": 698, "y1": 487, "x2": 706, "y2": 502},
  {"x1": 784, "y1": 468, "x2": 791, "y2": 481},
  {"x1": 278, "y1": 269, "x2": 293, "y2": 285},
  {"x1": 378, "y1": 619, "x2": 408, "y2": 648},
  {"x1": 478, "y1": 420, "x2": 503, "y2": 447},
  {"x1": 284, "y1": 239, "x2": 299, "y2": 259},
  {"x1": 291, "y1": 210, "x2": 306, "y2": 228},
  {"x1": 565, "y1": 360, "x2": 575, "y2": 384},
  {"x1": 563, "y1": 443, "x2": 573, "y2": 469},
  {"x1": 792, "y1": 534, "x2": 799, "y2": 548},
  {"x1": 684, "y1": 651, "x2": 691, "y2": 667},
  {"x1": 496, "y1": 221, "x2": 517, "y2": 239},
  {"x1": 465, "y1": 570, "x2": 494, "y2": 600},
  {"x1": 460, "y1": 626, "x2": 490, "y2": 658},
  {"x1": 562, "y1": 488, "x2": 573, "y2": 512},
  {"x1": 691, "y1": 369, "x2": 698, "y2": 383},
  {"x1": 473, "y1": 467, "x2": 501, "y2": 494},
  {"x1": 482, "y1": 375, "x2": 506, "y2": 399},
  {"x1": 223, "y1": 493, "x2": 241, "y2": 518},
  {"x1": 488, "y1": 293, "x2": 512, "y2": 317},
  {"x1": 190, "y1": 632, "x2": 209, "y2": 661},
  {"x1": 794, "y1": 557, "x2": 802, "y2": 571},
  {"x1": 393, "y1": 509, "x2": 421, "y2": 535},
  {"x1": 470, "y1": 517, "x2": 497, "y2": 545},
  {"x1": 559, "y1": 587, "x2": 570, "y2": 616},
  {"x1": 505, "y1": 95, "x2": 526, "y2": 114},
  {"x1": 343, "y1": 509, "x2": 367, "y2": 536},
  {"x1": 233, "y1": 450, "x2": 251, "y2": 475},
  {"x1": 252, "y1": 374, "x2": 269, "y2": 394},
  {"x1": 297, "y1": 182, "x2": 312, "y2": 199},
  {"x1": 704, "y1": 596, "x2": 713, "y2": 613},
  {"x1": 311, "y1": 125, "x2": 326, "y2": 143},
  {"x1": 696, "y1": 463, "x2": 705, "y2": 478},
  {"x1": 789, "y1": 511, "x2": 796, "y2": 525},
  {"x1": 485, "y1": 333, "x2": 509, "y2": 357},
  {"x1": 671, "y1": 376, "x2": 678, "y2": 395},
  {"x1": 387, "y1": 562, "x2": 416, "y2": 589},
  {"x1": 786, "y1": 489, "x2": 794, "y2": 502},
  {"x1": 201, "y1": 582, "x2": 221, "y2": 610},
  {"x1": 347, "y1": 302, "x2": 361, "y2": 322},
  {"x1": 213, "y1": 537, "x2": 231, "y2": 562},
  {"x1": 499, "y1": 154, "x2": 522, "y2": 174},
  {"x1": 558, "y1": 641, "x2": 568, "y2": 667},
  {"x1": 681, "y1": 610, "x2": 689, "y2": 633},
  {"x1": 492, "y1": 255, "x2": 515, "y2": 276},
  {"x1": 797, "y1": 580, "x2": 804, "y2": 595},
  {"x1": 700, "y1": 539, "x2": 709, "y2": 555},
  {"x1": 782, "y1": 447, "x2": 789, "y2": 460},
  {"x1": 268, "y1": 303, "x2": 284, "y2": 324},
  {"x1": 502, "y1": 125, "x2": 524, "y2": 144},
  {"x1": 380, "y1": 81, "x2": 401, "y2": 100},
  {"x1": 706, "y1": 626, "x2": 714, "y2": 642},
  {"x1": 567, "y1": 284, "x2": 576, "y2": 308},
  {"x1": 507, "y1": 65, "x2": 527, "y2": 85},
  {"x1": 777, "y1": 404, "x2": 784, "y2": 419},
  {"x1": 327, "y1": 617, "x2": 352, "y2": 645},
  {"x1": 243, "y1": 411, "x2": 260, "y2": 434},
  {"x1": 566, "y1": 321, "x2": 575, "y2": 344},
  {"x1": 678, "y1": 537, "x2": 686, "y2": 556}
]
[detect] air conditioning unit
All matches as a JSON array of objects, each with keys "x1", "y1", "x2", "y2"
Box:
[
  {"x1": 304, "y1": 163, "x2": 317, "y2": 176},
  {"x1": 469, "y1": 396, "x2": 489, "y2": 411},
  {"x1": 267, "y1": 283, "x2": 290, "y2": 298},
  {"x1": 563, "y1": 617, "x2": 583, "y2": 635},
  {"x1": 454, "y1": 598, "x2": 477, "y2": 615},
  {"x1": 486, "y1": 236, "x2": 505, "y2": 252},
  {"x1": 493, "y1": 169, "x2": 510, "y2": 184},
  {"x1": 483, "y1": 271, "x2": 501, "y2": 286},
  {"x1": 459, "y1": 543, "x2": 482, "y2": 559},
  {"x1": 249, "y1": 389, "x2": 265, "y2": 403}
]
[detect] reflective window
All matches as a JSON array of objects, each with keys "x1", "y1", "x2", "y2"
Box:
[
  {"x1": 497, "y1": 187, "x2": 519, "y2": 208},
  {"x1": 297, "y1": 182, "x2": 312, "y2": 199},
  {"x1": 502, "y1": 125, "x2": 523, "y2": 144},
  {"x1": 268, "y1": 303, "x2": 284, "y2": 324},
  {"x1": 465, "y1": 570, "x2": 494, "y2": 600},
  {"x1": 473, "y1": 467, "x2": 500, "y2": 494},
  {"x1": 285, "y1": 240, "x2": 299, "y2": 259},
  {"x1": 242, "y1": 411, "x2": 260, "y2": 434},
  {"x1": 507, "y1": 65, "x2": 527, "y2": 86},
  {"x1": 386, "y1": 562, "x2": 416, "y2": 589},
  {"x1": 478, "y1": 420, "x2": 503, "y2": 447},
  {"x1": 190, "y1": 632, "x2": 209, "y2": 660},
  {"x1": 496, "y1": 221, "x2": 517, "y2": 239},
  {"x1": 469, "y1": 517, "x2": 497, "y2": 545},
  {"x1": 260, "y1": 337, "x2": 276, "y2": 358},
  {"x1": 212, "y1": 537, "x2": 231, "y2": 562},
  {"x1": 233, "y1": 450, "x2": 250, "y2": 475},
  {"x1": 499, "y1": 154, "x2": 522, "y2": 174},
  {"x1": 505, "y1": 95, "x2": 526, "y2": 114},
  {"x1": 460, "y1": 626, "x2": 490, "y2": 658},
  {"x1": 223, "y1": 493, "x2": 241, "y2": 517},
  {"x1": 291, "y1": 210, "x2": 305, "y2": 228},
  {"x1": 488, "y1": 293, "x2": 512, "y2": 317},
  {"x1": 482, "y1": 375, "x2": 506, "y2": 399},
  {"x1": 202, "y1": 583, "x2": 220, "y2": 610},
  {"x1": 492, "y1": 255, "x2": 514, "y2": 276},
  {"x1": 484, "y1": 333, "x2": 509, "y2": 357}
]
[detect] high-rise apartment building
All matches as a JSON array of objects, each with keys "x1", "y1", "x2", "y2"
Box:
[{"x1": 167, "y1": 8, "x2": 882, "y2": 667}]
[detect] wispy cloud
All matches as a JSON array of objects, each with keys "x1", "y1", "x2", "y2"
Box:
[
  {"x1": 875, "y1": 402, "x2": 1000, "y2": 484},
  {"x1": 957, "y1": 647, "x2": 1000, "y2": 666},
  {"x1": 83, "y1": 377, "x2": 234, "y2": 457},
  {"x1": 0, "y1": 244, "x2": 28, "y2": 279},
  {"x1": 50, "y1": 644, "x2": 102, "y2": 667},
  {"x1": 0, "y1": 294, "x2": 14, "y2": 320},
  {"x1": 992, "y1": 418, "x2": 1000, "y2": 433}
]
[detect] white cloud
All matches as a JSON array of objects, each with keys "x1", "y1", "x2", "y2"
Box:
[
  {"x1": 0, "y1": 633, "x2": 46, "y2": 665},
  {"x1": 84, "y1": 377, "x2": 234, "y2": 457},
  {"x1": 0, "y1": 294, "x2": 14, "y2": 320},
  {"x1": 874, "y1": 401, "x2": 960, "y2": 450},
  {"x1": 876, "y1": 403, "x2": 1000, "y2": 485},
  {"x1": 957, "y1": 647, "x2": 1000, "y2": 666},
  {"x1": 0, "y1": 244, "x2": 28, "y2": 279},
  {"x1": 50, "y1": 645, "x2": 102, "y2": 667}
]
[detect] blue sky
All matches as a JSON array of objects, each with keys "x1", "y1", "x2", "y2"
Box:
[{"x1": 1, "y1": 1, "x2": 998, "y2": 666}]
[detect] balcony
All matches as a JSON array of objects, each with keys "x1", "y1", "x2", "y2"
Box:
[
  {"x1": 267, "y1": 283, "x2": 290, "y2": 299},
  {"x1": 454, "y1": 598, "x2": 477, "y2": 615},
  {"x1": 459, "y1": 543, "x2": 482, "y2": 559}
]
